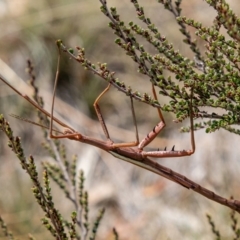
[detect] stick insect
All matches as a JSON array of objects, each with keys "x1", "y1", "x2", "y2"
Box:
[{"x1": 1, "y1": 46, "x2": 240, "y2": 213}]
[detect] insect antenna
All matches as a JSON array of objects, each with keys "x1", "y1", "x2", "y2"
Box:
[{"x1": 9, "y1": 114, "x2": 63, "y2": 134}]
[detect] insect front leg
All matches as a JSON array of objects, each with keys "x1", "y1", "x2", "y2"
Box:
[{"x1": 140, "y1": 85, "x2": 195, "y2": 158}]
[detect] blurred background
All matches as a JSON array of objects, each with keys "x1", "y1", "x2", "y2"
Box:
[{"x1": 0, "y1": 0, "x2": 240, "y2": 239}]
